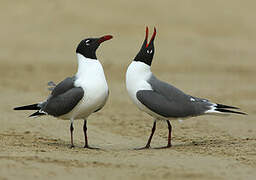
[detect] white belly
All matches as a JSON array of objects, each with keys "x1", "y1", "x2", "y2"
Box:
[
  {"x1": 59, "y1": 80, "x2": 108, "y2": 120},
  {"x1": 72, "y1": 87, "x2": 108, "y2": 119}
]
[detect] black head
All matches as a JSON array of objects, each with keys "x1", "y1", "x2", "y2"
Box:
[
  {"x1": 76, "y1": 35, "x2": 113, "y2": 59},
  {"x1": 134, "y1": 27, "x2": 156, "y2": 66}
]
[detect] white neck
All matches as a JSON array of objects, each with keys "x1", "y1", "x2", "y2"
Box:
[
  {"x1": 76, "y1": 53, "x2": 99, "y2": 76},
  {"x1": 126, "y1": 61, "x2": 152, "y2": 81},
  {"x1": 75, "y1": 53, "x2": 107, "y2": 88}
]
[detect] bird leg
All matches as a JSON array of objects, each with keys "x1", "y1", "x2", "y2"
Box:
[
  {"x1": 151, "y1": 120, "x2": 173, "y2": 149},
  {"x1": 83, "y1": 119, "x2": 89, "y2": 148},
  {"x1": 166, "y1": 120, "x2": 172, "y2": 148},
  {"x1": 69, "y1": 122, "x2": 75, "y2": 148},
  {"x1": 83, "y1": 119, "x2": 99, "y2": 149},
  {"x1": 135, "y1": 120, "x2": 156, "y2": 150}
]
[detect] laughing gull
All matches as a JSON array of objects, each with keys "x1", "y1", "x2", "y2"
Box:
[
  {"x1": 126, "y1": 27, "x2": 246, "y2": 149},
  {"x1": 14, "y1": 35, "x2": 113, "y2": 148}
]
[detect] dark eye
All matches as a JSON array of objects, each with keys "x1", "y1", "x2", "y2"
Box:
[{"x1": 85, "y1": 40, "x2": 90, "y2": 45}]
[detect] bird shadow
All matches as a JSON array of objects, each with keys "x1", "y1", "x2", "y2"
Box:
[
  {"x1": 132, "y1": 139, "x2": 232, "y2": 151},
  {"x1": 31, "y1": 134, "x2": 237, "y2": 152},
  {"x1": 38, "y1": 138, "x2": 104, "y2": 151}
]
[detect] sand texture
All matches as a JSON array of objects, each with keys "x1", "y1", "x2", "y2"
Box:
[{"x1": 0, "y1": 0, "x2": 256, "y2": 179}]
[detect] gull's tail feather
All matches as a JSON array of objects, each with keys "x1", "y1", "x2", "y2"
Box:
[
  {"x1": 29, "y1": 111, "x2": 46, "y2": 118},
  {"x1": 14, "y1": 103, "x2": 40, "y2": 111},
  {"x1": 206, "y1": 103, "x2": 247, "y2": 115}
]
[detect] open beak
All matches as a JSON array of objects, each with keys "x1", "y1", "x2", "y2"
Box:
[
  {"x1": 144, "y1": 26, "x2": 156, "y2": 47},
  {"x1": 98, "y1": 35, "x2": 113, "y2": 44}
]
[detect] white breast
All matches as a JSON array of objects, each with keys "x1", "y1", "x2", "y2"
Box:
[
  {"x1": 126, "y1": 61, "x2": 171, "y2": 120},
  {"x1": 61, "y1": 54, "x2": 109, "y2": 120},
  {"x1": 126, "y1": 61, "x2": 153, "y2": 111}
]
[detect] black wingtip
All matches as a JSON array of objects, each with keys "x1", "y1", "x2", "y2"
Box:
[
  {"x1": 215, "y1": 108, "x2": 247, "y2": 115},
  {"x1": 14, "y1": 103, "x2": 40, "y2": 111},
  {"x1": 29, "y1": 111, "x2": 46, "y2": 117},
  {"x1": 216, "y1": 103, "x2": 240, "y2": 110}
]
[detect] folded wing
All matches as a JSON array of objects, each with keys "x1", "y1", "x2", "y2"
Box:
[{"x1": 136, "y1": 90, "x2": 211, "y2": 118}]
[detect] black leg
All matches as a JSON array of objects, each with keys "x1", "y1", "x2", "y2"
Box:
[
  {"x1": 70, "y1": 122, "x2": 74, "y2": 148},
  {"x1": 166, "y1": 120, "x2": 172, "y2": 148},
  {"x1": 83, "y1": 119, "x2": 99, "y2": 149},
  {"x1": 135, "y1": 120, "x2": 156, "y2": 150},
  {"x1": 146, "y1": 120, "x2": 156, "y2": 148},
  {"x1": 83, "y1": 119, "x2": 89, "y2": 148}
]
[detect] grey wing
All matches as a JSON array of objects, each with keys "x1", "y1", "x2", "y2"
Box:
[
  {"x1": 51, "y1": 77, "x2": 76, "y2": 97},
  {"x1": 148, "y1": 74, "x2": 212, "y2": 107},
  {"x1": 148, "y1": 75, "x2": 189, "y2": 102},
  {"x1": 136, "y1": 90, "x2": 211, "y2": 118},
  {"x1": 42, "y1": 87, "x2": 84, "y2": 117}
]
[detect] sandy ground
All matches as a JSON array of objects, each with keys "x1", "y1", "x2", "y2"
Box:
[{"x1": 0, "y1": 0, "x2": 256, "y2": 179}]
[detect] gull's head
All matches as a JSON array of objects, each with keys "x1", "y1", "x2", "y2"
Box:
[
  {"x1": 76, "y1": 35, "x2": 113, "y2": 59},
  {"x1": 134, "y1": 27, "x2": 156, "y2": 66}
]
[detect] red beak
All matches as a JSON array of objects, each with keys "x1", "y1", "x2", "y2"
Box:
[
  {"x1": 98, "y1": 35, "x2": 113, "y2": 44},
  {"x1": 145, "y1": 26, "x2": 156, "y2": 47}
]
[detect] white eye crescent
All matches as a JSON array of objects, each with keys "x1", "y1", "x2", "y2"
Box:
[
  {"x1": 147, "y1": 50, "x2": 153, "y2": 54},
  {"x1": 85, "y1": 40, "x2": 90, "y2": 45}
]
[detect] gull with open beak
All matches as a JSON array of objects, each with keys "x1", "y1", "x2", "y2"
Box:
[{"x1": 126, "y1": 27, "x2": 246, "y2": 149}]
